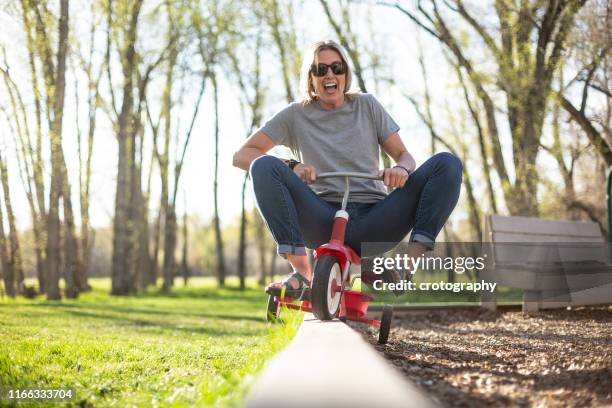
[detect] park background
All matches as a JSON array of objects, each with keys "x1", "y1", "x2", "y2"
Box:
[
  {"x1": 0, "y1": 0, "x2": 609, "y2": 297},
  {"x1": 0, "y1": 0, "x2": 609, "y2": 405}
]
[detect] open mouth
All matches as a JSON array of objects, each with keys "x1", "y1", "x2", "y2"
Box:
[{"x1": 324, "y1": 82, "x2": 338, "y2": 93}]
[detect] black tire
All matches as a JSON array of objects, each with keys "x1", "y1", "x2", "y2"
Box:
[
  {"x1": 378, "y1": 304, "x2": 393, "y2": 344},
  {"x1": 266, "y1": 295, "x2": 279, "y2": 323},
  {"x1": 311, "y1": 255, "x2": 343, "y2": 320}
]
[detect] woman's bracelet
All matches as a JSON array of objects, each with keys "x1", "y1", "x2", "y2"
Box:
[
  {"x1": 393, "y1": 165, "x2": 412, "y2": 176},
  {"x1": 283, "y1": 159, "x2": 301, "y2": 170}
]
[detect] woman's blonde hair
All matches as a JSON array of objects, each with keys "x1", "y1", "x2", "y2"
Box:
[{"x1": 298, "y1": 39, "x2": 361, "y2": 104}]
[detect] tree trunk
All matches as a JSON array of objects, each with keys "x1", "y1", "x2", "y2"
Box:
[
  {"x1": 0, "y1": 158, "x2": 15, "y2": 297},
  {"x1": 111, "y1": 97, "x2": 133, "y2": 295},
  {"x1": 133, "y1": 170, "x2": 150, "y2": 291},
  {"x1": 507, "y1": 90, "x2": 546, "y2": 216},
  {"x1": 238, "y1": 174, "x2": 248, "y2": 290},
  {"x1": 211, "y1": 73, "x2": 226, "y2": 286},
  {"x1": 46, "y1": 165, "x2": 62, "y2": 300},
  {"x1": 181, "y1": 210, "x2": 189, "y2": 287},
  {"x1": 76, "y1": 21, "x2": 100, "y2": 293},
  {"x1": 0, "y1": 152, "x2": 25, "y2": 295},
  {"x1": 16, "y1": 1, "x2": 47, "y2": 293},
  {"x1": 161, "y1": 205, "x2": 176, "y2": 291},
  {"x1": 45, "y1": 0, "x2": 70, "y2": 301},
  {"x1": 151, "y1": 205, "x2": 164, "y2": 286},
  {"x1": 462, "y1": 155, "x2": 482, "y2": 240},
  {"x1": 111, "y1": 0, "x2": 143, "y2": 295},
  {"x1": 228, "y1": 29, "x2": 265, "y2": 291},
  {"x1": 255, "y1": 213, "x2": 267, "y2": 286},
  {"x1": 60, "y1": 150, "x2": 79, "y2": 298},
  {"x1": 454, "y1": 62, "x2": 498, "y2": 214}
]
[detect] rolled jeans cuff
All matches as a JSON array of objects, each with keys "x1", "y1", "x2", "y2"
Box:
[
  {"x1": 410, "y1": 231, "x2": 435, "y2": 250},
  {"x1": 277, "y1": 244, "x2": 307, "y2": 258}
]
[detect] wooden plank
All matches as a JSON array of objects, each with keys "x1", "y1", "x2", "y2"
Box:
[
  {"x1": 491, "y1": 232, "x2": 604, "y2": 243},
  {"x1": 481, "y1": 267, "x2": 541, "y2": 289},
  {"x1": 491, "y1": 242, "x2": 609, "y2": 264},
  {"x1": 566, "y1": 271, "x2": 612, "y2": 290},
  {"x1": 570, "y1": 283, "x2": 612, "y2": 305},
  {"x1": 490, "y1": 214, "x2": 602, "y2": 239}
]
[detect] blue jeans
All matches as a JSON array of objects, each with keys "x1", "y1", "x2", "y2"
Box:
[{"x1": 249, "y1": 152, "x2": 463, "y2": 258}]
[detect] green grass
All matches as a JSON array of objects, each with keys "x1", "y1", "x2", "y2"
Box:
[{"x1": 0, "y1": 278, "x2": 302, "y2": 407}]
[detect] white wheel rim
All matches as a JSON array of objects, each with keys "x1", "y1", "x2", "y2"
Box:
[{"x1": 327, "y1": 263, "x2": 342, "y2": 316}]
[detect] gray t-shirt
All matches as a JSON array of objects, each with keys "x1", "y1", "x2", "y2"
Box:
[{"x1": 260, "y1": 93, "x2": 400, "y2": 203}]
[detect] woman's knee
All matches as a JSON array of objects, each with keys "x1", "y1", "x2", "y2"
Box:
[
  {"x1": 433, "y1": 152, "x2": 463, "y2": 182},
  {"x1": 249, "y1": 155, "x2": 284, "y2": 179}
]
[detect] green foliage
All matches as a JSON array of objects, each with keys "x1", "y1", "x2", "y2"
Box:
[{"x1": 0, "y1": 278, "x2": 301, "y2": 407}]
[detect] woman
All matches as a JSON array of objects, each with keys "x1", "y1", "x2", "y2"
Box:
[{"x1": 233, "y1": 39, "x2": 462, "y2": 293}]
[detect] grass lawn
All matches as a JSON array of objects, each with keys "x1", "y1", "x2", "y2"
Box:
[{"x1": 0, "y1": 278, "x2": 301, "y2": 407}]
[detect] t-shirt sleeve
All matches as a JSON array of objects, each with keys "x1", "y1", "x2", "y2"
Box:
[
  {"x1": 259, "y1": 104, "x2": 294, "y2": 147},
  {"x1": 366, "y1": 94, "x2": 400, "y2": 144}
]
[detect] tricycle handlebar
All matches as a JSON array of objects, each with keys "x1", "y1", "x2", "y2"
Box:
[{"x1": 317, "y1": 171, "x2": 383, "y2": 181}]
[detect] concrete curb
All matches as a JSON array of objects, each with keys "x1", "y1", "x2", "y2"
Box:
[{"x1": 246, "y1": 313, "x2": 437, "y2": 408}]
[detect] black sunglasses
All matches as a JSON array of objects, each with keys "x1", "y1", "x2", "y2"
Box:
[{"x1": 310, "y1": 62, "x2": 346, "y2": 77}]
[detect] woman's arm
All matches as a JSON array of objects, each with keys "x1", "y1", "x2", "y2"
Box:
[
  {"x1": 232, "y1": 131, "x2": 276, "y2": 171},
  {"x1": 380, "y1": 132, "x2": 416, "y2": 188},
  {"x1": 233, "y1": 130, "x2": 317, "y2": 183}
]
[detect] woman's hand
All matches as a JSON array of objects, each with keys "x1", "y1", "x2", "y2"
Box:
[
  {"x1": 378, "y1": 166, "x2": 410, "y2": 188},
  {"x1": 294, "y1": 163, "x2": 317, "y2": 184}
]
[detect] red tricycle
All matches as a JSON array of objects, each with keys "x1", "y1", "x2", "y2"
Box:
[{"x1": 265, "y1": 171, "x2": 394, "y2": 344}]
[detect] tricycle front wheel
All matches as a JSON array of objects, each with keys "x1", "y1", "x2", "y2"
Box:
[{"x1": 311, "y1": 255, "x2": 343, "y2": 320}]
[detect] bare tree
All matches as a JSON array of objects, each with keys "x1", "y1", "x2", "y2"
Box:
[
  {"x1": 108, "y1": 0, "x2": 143, "y2": 295},
  {"x1": 1, "y1": 1, "x2": 49, "y2": 293},
  {"x1": 210, "y1": 69, "x2": 227, "y2": 287},
  {"x1": 320, "y1": 0, "x2": 396, "y2": 171},
  {"x1": 0, "y1": 207, "x2": 11, "y2": 297},
  {"x1": 107, "y1": 0, "x2": 166, "y2": 294},
  {"x1": 451, "y1": 58, "x2": 498, "y2": 215},
  {"x1": 74, "y1": 2, "x2": 104, "y2": 292},
  {"x1": 226, "y1": 18, "x2": 265, "y2": 289},
  {"x1": 44, "y1": 0, "x2": 71, "y2": 300},
  {"x1": 263, "y1": 0, "x2": 300, "y2": 102},
  {"x1": 557, "y1": 1, "x2": 610, "y2": 166},
  {"x1": 0, "y1": 151, "x2": 18, "y2": 297},
  {"x1": 160, "y1": 51, "x2": 206, "y2": 291},
  {"x1": 386, "y1": 0, "x2": 586, "y2": 215},
  {"x1": 404, "y1": 45, "x2": 482, "y2": 240},
  {"x1": 193, "y1": 0, "x2": 227, "y2": 287},
  {"x1": 319, "y1": 0, "x2": 368, "y2": 93},
  {"x1": 157, "y1": 3, "x2": 181, "y2": 292},
  {"x1": 146, "y1": 101, "x2": 163, "y2": 286}
]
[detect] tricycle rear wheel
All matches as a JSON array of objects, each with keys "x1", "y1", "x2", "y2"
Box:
[
  {"x1": 266, "y1": 295, "x2": 279, "y2": 323},
  {"x1": 378, "y1": 304, "x2": 393, "y2": 344}
]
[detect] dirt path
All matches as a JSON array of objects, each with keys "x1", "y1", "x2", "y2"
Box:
[{"x1": 358, "y1": 306, "x2": 612, "y2": 407}]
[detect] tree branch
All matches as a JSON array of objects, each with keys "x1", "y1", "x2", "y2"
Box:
[{"x1": 558, "y1": 92, "x2": 612, "y2": 166}]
